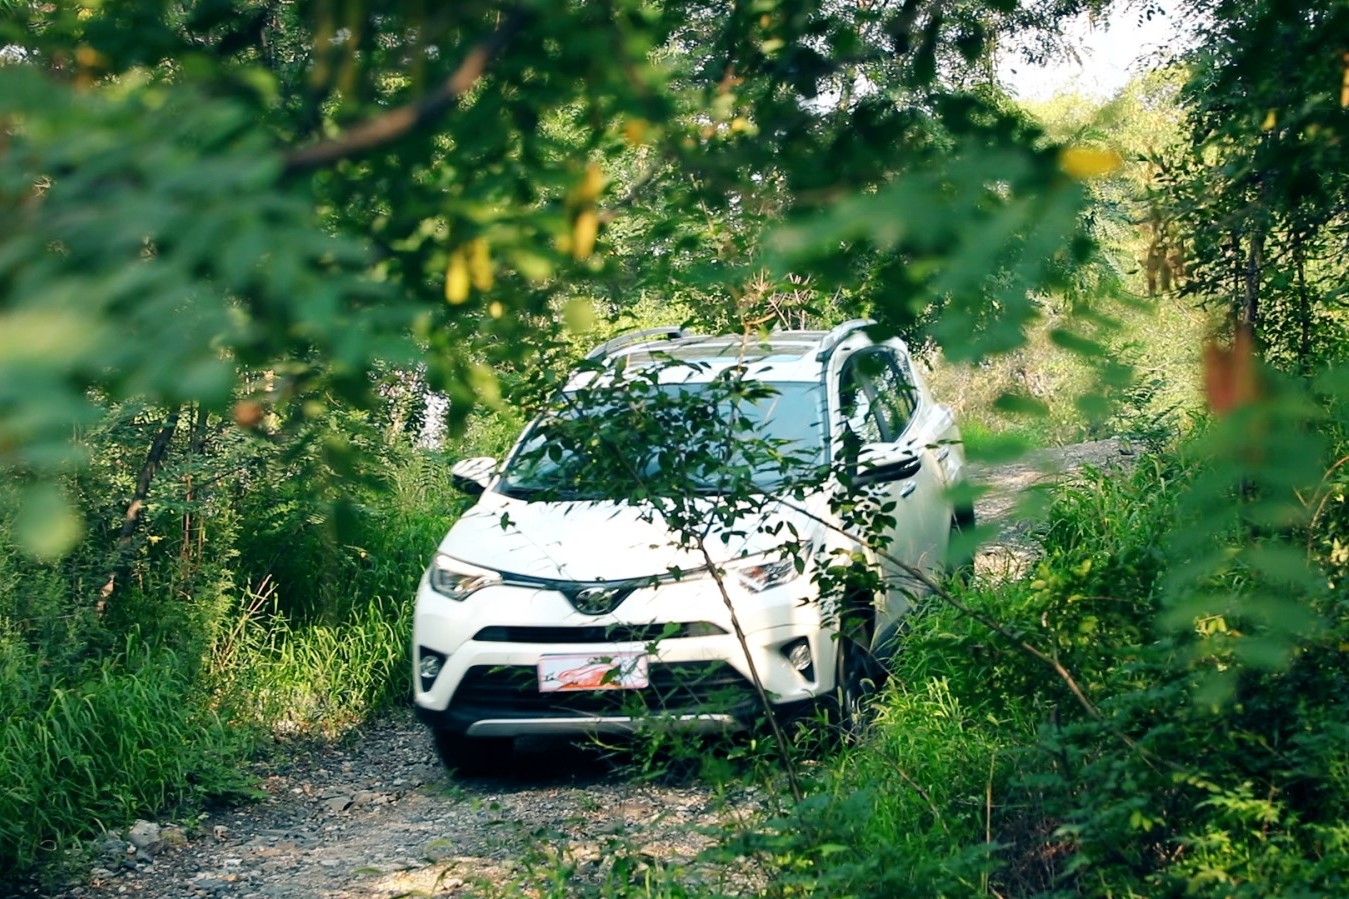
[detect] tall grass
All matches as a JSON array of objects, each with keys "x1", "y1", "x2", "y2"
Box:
[
  {"x1": 792, "y1": 676, "x2": 1033, "y2": 896},
  {"x1": 0, "y1": 630, "x2": 254, "y2": 877},
  {"x1": 209, "y1": 585, "x2": 412, "y2": 738}
]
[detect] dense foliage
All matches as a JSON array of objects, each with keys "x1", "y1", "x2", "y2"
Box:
[
  {"x1": 1163, "y1": 0, "x2": 1349, "y2": 371},
  {"x1": 736, "y1": 445, "x2": 1349, "y2": 897},
  {"x1": 2, "y1": 0, "x2": 1348, "y2": 893}
]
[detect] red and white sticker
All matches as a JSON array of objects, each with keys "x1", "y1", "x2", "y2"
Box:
[{"x1": 537, "y1": 652, "x2": 649, "y2": 692}]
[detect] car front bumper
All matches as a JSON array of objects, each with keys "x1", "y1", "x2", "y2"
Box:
[{"x1": 412, "y1": 569, "x2": 836, "y2": 737}]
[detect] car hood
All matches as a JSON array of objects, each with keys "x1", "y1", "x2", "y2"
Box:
[{"x1": 437, "y1": 490, "x2": 828, "y2": 582}]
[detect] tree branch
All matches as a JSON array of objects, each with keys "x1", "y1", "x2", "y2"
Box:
[
  {"x1": 282, "y1": 10, "x2": 528, "y2": 175},
  {"x1": 98, "y1": 407, "x2": 182, "y2": 615}
]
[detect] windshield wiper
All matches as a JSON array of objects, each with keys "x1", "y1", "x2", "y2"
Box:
[{"x1": 497, "y1": 483, "x2": 538, "y2": 500}]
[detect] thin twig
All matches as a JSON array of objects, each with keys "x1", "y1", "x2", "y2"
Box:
[
  {"x1": 97, "y1": 406, "x2": 182, "y2": 615},
  {"x1": 1303, "y1": 454, "x2": 1349, "y2": 558},
  {"x1": 282, "y1": 10, "x2": 528, "y2": 174},
  {"x1": 696, "y1": 541, "x2": 805, "y2": 805},
  {"x1": 983, "y1": 752, "x2": 994, "y2": 895},
  {"x1": 893, "y1": 763, "x2": 949, "y2": 834}
]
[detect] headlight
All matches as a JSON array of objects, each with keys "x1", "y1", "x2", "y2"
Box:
[
  {"x1": 426, "y1": 554, "x2": 500, "y2": 601},
  {"x1": 729, "y1": 552, "x2": 804, "y2": 593}
]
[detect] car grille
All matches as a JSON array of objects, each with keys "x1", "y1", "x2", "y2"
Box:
[
  {"x1": 471, "y1": 623, "x2": 726, "y2": 643},
  {"x1": 450, "y1": 661, "x2": 759, "y2": 720}
]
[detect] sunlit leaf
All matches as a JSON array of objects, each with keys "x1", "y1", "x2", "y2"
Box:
[
  {"x1": 992, "y1": 393, "x2": 1049, "y2": 417},
  {"x1": 14, "y1": 484, "x2": 84, "y2": 560}
]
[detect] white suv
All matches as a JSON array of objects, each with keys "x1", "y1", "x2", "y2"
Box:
[{"x1": 412, "y1": 321, "x2": 968, "y2": 771}]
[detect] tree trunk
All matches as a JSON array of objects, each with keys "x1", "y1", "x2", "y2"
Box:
[
  {"x1": 1240, "y1": 226, "x2": 1263, "y2": 339},
  {"x1": 97, "y1": 406, "x2": 182, "y2": 615},
  {"x1": 1294, "y1": 229, "x2": 1311, "y2": 373},
  {"x1": 179, "y1": 404, "x2": 210, "y2": 575}
]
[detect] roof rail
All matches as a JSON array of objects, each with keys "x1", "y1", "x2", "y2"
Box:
[
  {"x1": 816, "y1": 318, "x2": 876, "y2": 361},
  {"x1": 584, "y1": 326, "x2": 692, "y2": 361}
]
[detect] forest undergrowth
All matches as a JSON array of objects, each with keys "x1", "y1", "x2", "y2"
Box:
[{"x1": 8, "y1": 392, "x2": 1349, "y2": 897}]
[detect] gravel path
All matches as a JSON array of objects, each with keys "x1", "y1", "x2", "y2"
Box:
[
  {"x1": 56, "y1": 727, "x2": 761, "y2": 898},
  {"x1": 967, "y1": 438, "x2": 1132, "y2": 580},
  {"x1": 48, "y1": 440, "x2": 1131, "y2": 899}
]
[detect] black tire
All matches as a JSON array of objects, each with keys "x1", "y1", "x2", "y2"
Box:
[
  {"x1": 949, "y1": 503, "x2": 977, "y2": 586},
  {"x1": 821, "y1": 610, "x2": 886, "y2": 742},
  {"x1": 432, "y1": 730, "x2": 513, "y2": 776}
]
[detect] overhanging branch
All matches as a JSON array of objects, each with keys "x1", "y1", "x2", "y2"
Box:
[{"x1": 282, "y1": 10, "x2": 527, "y2": 175}]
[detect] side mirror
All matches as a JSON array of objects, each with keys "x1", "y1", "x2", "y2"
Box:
[
  {"x1": 450, "y1": 456, "x2": 497, "y2": 496},
  {"x1": 854, "y1": 442, "x2": 921, "y2": 486}
]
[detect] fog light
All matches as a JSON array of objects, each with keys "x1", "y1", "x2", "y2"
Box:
[
  {"x1": 418, "y1": 648, "x2": 447, "y2": 692},
  {"x1": 782, "y1": 638, "x2": 814, "y2": 682}
]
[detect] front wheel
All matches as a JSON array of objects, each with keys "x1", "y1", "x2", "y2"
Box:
[
  {"x1": 821, "y1": 624, "x2": 886, "y2": 742},
  {"x1": 949, "y1": 503, "x2": 977, "y2": 585},
  {"x1": 432, "y1": 730, "x2": 513, "y2": 776}
]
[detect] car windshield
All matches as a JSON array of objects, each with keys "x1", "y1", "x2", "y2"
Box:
[{"x1": 498, "y1": 380, "x2": 826, "y2": 501}]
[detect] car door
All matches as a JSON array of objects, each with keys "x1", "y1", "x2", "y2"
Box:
[
  {"x1": 870, "y1": 347, "x2": 950, "y2": 576},
  {"x1": 837, "y1": 347, "x2": 948, "y2": 610}
]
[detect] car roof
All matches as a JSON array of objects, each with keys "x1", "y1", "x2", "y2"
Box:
[
  {"x1": 567, "y1": 323, "x2": 898, "y2": 390},
  {"x1": 620, "y1": 333, "x2": 823, "y2": 364},
  {"x1": 579, "y1": 333, "x2": 827, "y2": 388}
]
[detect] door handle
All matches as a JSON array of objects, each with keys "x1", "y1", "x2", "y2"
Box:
[{"x1": 899, "y1": 481, "x2": 917, "y2": 499}]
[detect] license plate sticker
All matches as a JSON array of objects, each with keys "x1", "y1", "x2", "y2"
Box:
[{"x1": 538, "y1": 652, "x2": 649, "y2": 692}]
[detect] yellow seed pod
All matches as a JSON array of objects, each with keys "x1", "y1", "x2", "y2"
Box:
[
  {"x1": 572, "y1": 208, "x2": 599, "y2": 260},
  {"x1": 577, "y1": 163, "x2": 606, "y2": 205},
  {"x1": 444, "y1": 248, "x2": 470, "y2": 304},
  {"x1": 488, "y1": 301, "x2": 505, "y2": 319},
  {"x1": 1260, "y1": 109, "x2": 1277, "y2": 131},
  {"x1": 75, "y1": 46, "x2": 108, "y2": 70},
  {"x1": 467, "y1": 238, "x2": 493, "y2": 291},
  {"x1": 1059, "y1": 146, "x2": 1124, "y2": 180},
  {"x1": 623, "y1": 119, "x2": 649, "y2": 146},
  {"x1": 1341, "y1": 52, "x2": 1349, "y2": 108}
]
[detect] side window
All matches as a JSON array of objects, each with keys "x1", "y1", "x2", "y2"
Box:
[
  {"x1": 839, "y1": 361, "x2": 884, "y2": 446},
  {"x1": 870, "y1": 352, "x2": 917, "y2": 439},
  {"x1": 841, "y1": 349, "x2": 915, "y2": 443}
]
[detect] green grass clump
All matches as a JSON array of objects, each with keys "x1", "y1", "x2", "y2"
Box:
[
  {"x1": 743, "y1": 441, "x2": 1349, "y2": 897},
  {"x1": 959, "y1": 420, "x2": 1043, "y2": 461},
  {"x1": 210, "y1": 592, "x2": 411, "y2": 738},
  {"x1": 0, "y1": 631, "x2": 254, "y2": 882},
  {"x1": 800, "y1": 676, "x2": 1031, "y2": 896}
]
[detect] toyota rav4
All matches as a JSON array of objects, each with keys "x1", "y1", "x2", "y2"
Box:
[{"x1": 412, "y1": 320, "x2": 969, "y2": 771}]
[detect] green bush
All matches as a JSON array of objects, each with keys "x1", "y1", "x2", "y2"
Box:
[
  {"x1": 1002, "y1": 449, "x2": 1349, "y2": 895},
  {"x1": 0, "y1": 421, "x2": 473, "y2": 887},
  {"x1": 209, "y1": 591, "x2": 412, "y2": 738},
  {"x1": 768, "y1": 441, "x2": 1349, "y2": 897}
]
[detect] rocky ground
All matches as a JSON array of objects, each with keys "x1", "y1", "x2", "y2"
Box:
[
  {"x1": 54, "y1": 727, "x2": 764, "y2": 898},
  {"x1": 45, "y1": 439, "x2": 1132, "y2": 899}
]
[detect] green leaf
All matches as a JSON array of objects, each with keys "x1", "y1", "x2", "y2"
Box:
[
  {"x1": 13, "y1": 484, "x2": 84, "y2": 560},
  {"x1": 992, "y1": 393, "x2": 1049, "y2": 417}
]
